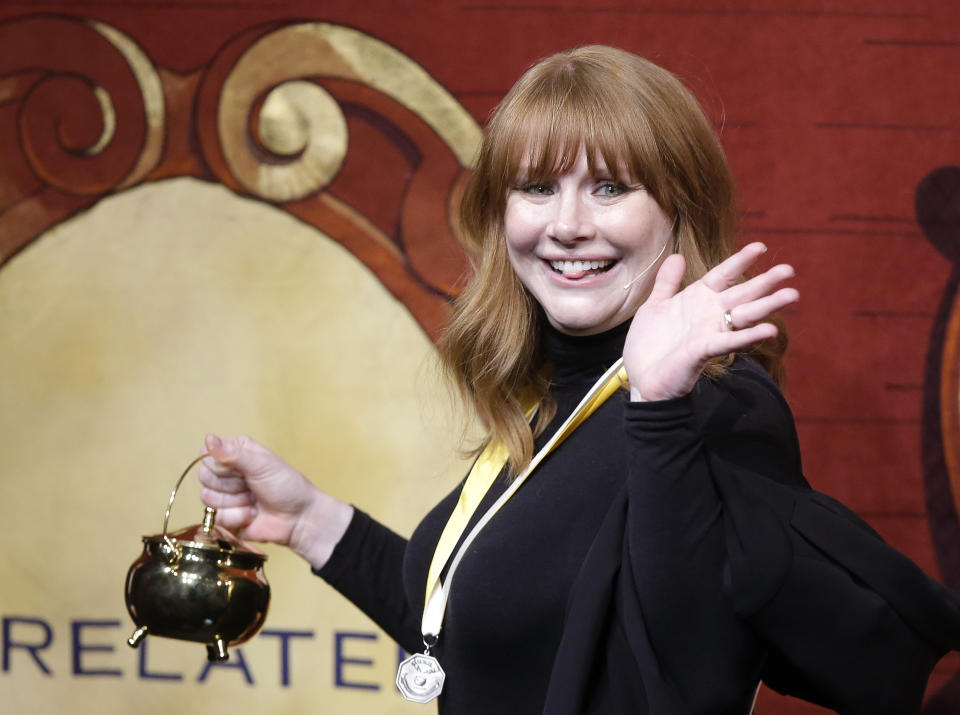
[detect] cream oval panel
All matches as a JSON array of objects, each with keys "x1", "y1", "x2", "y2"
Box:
[{"x1": 0, "y1": 177, "x2": 474, "y2": 713}]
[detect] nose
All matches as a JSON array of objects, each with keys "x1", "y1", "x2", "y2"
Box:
[{"x1": 547, "y1": 190, "x2": 594, "y2": 245}]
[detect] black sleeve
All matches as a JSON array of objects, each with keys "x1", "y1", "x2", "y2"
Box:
[
  {"x1": 624, "y1": 360, "x2": 960, "y2": 713},
  {"x1": 313, "y1": 508, "x2": 423, "y2": 654}
]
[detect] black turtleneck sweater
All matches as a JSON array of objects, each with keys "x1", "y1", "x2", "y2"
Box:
[
  {"x1": 317, "y1": 323, "x2": 960, "y2": 714},
  {"x1": 319, "y1": 323, "x2": 633, "y2": 711}
]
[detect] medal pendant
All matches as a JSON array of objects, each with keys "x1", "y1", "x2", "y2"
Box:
[{"x1": 396, "y1": 652, "x2": 445, "y2": 703}]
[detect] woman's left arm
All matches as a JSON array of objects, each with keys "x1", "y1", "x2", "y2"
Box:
[
  {"x1": 621, "y1": 363, "x2": 802, "y2": 711},
  {"x1": 621, "y1": 248, "x2": 960, "y2": 712},
  {"x1": 623, "y1": 357, "x2": 960, "y2": 713}
]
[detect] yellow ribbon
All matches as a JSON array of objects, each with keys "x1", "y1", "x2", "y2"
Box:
[{"x1": 422, "y1": 360, "x2": 629, "y2": 626}]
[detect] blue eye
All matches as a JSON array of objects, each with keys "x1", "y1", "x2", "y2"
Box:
[
  {"x1": 519, "y1": 183, "x2": 553, "y2": 195},
  {"x1": 596, "y1": 182, "x2": 629, "y2": 196}
]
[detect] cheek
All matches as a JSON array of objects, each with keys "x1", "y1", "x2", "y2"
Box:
[
  {"x1": 605, "y1": 205, "x2": 672, "y2": 251},
  {"x1": 505, "y1": 241, "x2": 535, "y2": 294},
  {"x1": 503, "y1": 234, "x2": 540, "y2": 296},
  {"x1": 503, "y1": 205, "x2": 540, "y2": 254}
]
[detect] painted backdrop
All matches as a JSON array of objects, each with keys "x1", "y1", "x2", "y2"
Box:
[{"x1": 2, "y1": 1, "x2": 960, "y2": 713}]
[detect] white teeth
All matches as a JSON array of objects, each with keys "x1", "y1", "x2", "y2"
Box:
[{"x1": 549, "y1": 259, "x2": 613, "y2": 275}]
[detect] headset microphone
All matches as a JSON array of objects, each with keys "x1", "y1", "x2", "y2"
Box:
[{"x1": 622, "y1": 237, "x2": 671, "y2": 291}]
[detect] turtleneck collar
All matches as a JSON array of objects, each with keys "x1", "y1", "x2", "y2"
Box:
[{"x1": 540, "y1": 318, "x2": 630, "y2": 387}]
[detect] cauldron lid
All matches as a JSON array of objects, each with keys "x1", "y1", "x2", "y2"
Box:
[{"x1": 143, "y1": 507, "x2": 267, "y2": 559}]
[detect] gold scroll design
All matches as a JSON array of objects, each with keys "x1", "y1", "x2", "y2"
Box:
[
  {"x1": 0, "y1": 16, "x2": 165, "y2": 265},
  {"x1": 0, "y1": 18, "x2": 480, "y2": 341},
  {"x1": 195, "y1": 23, "x2": 482, "y2": 339}
]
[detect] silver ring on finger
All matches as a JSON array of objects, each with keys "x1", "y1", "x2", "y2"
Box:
[{"x1": 722, "y1": 310, "x2": 735, "y2": 331}]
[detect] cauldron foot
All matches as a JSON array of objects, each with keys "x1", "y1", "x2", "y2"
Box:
[
  {"x1": 127, "y1": 626, "x2": 148, "y2": 648},
  {"x1": 207, "y1": 636, "x2": 228, "y2": 662}
]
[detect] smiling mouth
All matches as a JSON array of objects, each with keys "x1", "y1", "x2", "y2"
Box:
[{"x1": 548, "y1": 259, "x2": 615, "y2": 279}]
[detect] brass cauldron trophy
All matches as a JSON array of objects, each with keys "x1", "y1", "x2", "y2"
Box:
[{"x1": 125, "y1": 454, "x2": 270, "y2": 662}]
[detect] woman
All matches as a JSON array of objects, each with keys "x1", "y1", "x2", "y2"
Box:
[{"x1": 199, "y1": 46, "x2": 960, "y2": 713}]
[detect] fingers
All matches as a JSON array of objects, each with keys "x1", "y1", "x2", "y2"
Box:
[
  {"x1": 198, "y1": 463, "x2": 258, "y2": 531},
  {"x1": 198, "y1": 468, "x2": 249, "y2": 494},
  {"x1": 200, "y1": 486, "x2": 255, "y2": 508},
  {"x1": 723, "y1": 263, "x2": 795, "y2": 307},
  {"x1": 704, "y1": 243, "x2": 797, "y2": 330},
  {"x1": 708, "y1": 321, "x2": 780, "y2": 357},
  {"x1": 727, "y1": 287, "x2": 798, "y2": 329},
  {"x1": 701, "y1": 242, "x2": 769, "y2": 292},
  {"x1": 204, "y1": 503, "x2": 257, "y2": 531},
  {"x1": 713, "y1": 283, "x2": 796, "y2": 355},
  {"x1": 203, "y1": 433, "x2": 280, "y2": 478},
  {"x1": 199, "y1": 433, "x2": 257, "y2": 500}
]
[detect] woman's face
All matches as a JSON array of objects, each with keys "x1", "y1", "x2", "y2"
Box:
[{"x1": 504, "y1": 149, "x2": 673, "y2": 336}]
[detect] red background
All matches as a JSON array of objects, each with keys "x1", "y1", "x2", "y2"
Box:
[{"x1": 3, "y1": 1, "x2": 960, "y2": 711}]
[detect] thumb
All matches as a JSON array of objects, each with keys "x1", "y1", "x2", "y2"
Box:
[
  {"x1": 205, "y1": 433, "x2": 240, "y2": 466},
  {"x1": 645, "y1": 253, "x2": 685, "y2": 305},
  {"x1": 204, "y1": 433, "x2": 277, "y2": 478}
]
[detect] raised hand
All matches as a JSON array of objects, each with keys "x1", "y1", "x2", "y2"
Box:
[
  {"x1": 198, "y1": 434, "x2": 353, "y2": 569},
  {"x1": 623, "y1": 242, "x2": 798, "y2": 402}
]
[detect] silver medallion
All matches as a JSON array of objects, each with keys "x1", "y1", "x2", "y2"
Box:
[{"x1": 396, "y1": 652, "x2": 445, "y2": 703}]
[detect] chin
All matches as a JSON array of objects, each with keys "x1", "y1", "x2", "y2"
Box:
[
  {"x1": 540, "y1": 296, "x2": 630, "y2": 336},
  {"x1": 547, "y1": 313, "x2": 615, "y2": 336}
]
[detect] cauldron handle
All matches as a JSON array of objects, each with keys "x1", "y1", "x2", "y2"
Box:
[{"x1": 161, "y1": 453, "x2": 211, "y2": 556}]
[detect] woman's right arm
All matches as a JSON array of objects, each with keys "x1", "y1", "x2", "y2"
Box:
[
  {"x1": 197, "y1": 433, "x2": 354, "y2": 571},
  {"x1": 197, "y1": 433, "x2": 424, "y2": 653}
]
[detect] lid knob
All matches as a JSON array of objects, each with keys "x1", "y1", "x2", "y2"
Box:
[{"x1": 202, "y1": 507, "x2": 217, "y2": 535}]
